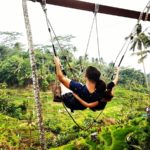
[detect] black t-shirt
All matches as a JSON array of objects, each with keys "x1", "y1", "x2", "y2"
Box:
[
  {"x1": 69, "y1": 80, "x2": 115, "y2": 111},
  {"x1": 70, "y1": 80, "x2": 107, "y2": 111},
  {"x1": 70, "y1": 80, "x2": 104, "y2": 103}
]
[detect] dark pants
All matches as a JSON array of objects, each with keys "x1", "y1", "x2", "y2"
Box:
[
  {"x1": 62, "y1": 92, "x2": 86, "y2": 112},
  {"x1": 62, "y1": 93, "x2": 107, "y2": 112}
]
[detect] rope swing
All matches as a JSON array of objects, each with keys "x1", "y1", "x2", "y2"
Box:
[
  {"x1": 40, "y1": 1, "x2": 104, "y2": 131},
  {"x1": 40, "y1": 0, "x2": 150, "y2": 130},
  {"x1": 29, "y1": 0, "x2": 150, "y2": 130}
]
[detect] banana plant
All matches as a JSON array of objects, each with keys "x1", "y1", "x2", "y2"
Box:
[
  {"x1": 130, "y1": 23, "x2": 150, "y2": 92},
  {"x1": 130, "y1": 23, "x2": 150, "y2": 62}
]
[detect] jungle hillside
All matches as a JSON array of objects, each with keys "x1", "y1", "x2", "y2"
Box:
[{"x1": 0, "y1": 31, "x2": 150, "y2": 150}]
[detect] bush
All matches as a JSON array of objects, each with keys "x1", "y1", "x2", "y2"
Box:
[
  {"x1": 45, "y1": 119, "x2": 62, "y2": 134},
  {"x1": 129, "y1": 126, "x2": 150, "y2": 150},
  {"x1": 54, "y1": 133, "x2": 78, "y2": 147},
  {"x1": 73, "y1": 138, "x2": 91, "y2": 150},
  {"x1": 0, "y1": 82, "x2": 7, "y2": 89},
  {"x1": 41, "y1": 79, "x2": 49, "y2": 92},
  {"x1": 0, "y1": 98, "x2": 27, "y2": 119}
]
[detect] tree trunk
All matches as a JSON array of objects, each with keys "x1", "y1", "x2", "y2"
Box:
[{"x1": 22, "y1": 0, "x2": 46, "y2": 149}]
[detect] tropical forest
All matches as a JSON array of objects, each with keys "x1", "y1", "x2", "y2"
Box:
[{"x1": 0, "y1": 0, "x2": 150, "y2": 150}]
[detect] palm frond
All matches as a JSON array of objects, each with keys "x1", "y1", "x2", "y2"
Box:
[
  {"x1": 139, "y1": 33, "x2": 150, "y2": 48},
  {"x1": 130, "y1": 39, "x2": 137, "y2": 51},
  {"x1": 138, "y1": 54, "x2": 147, "y2": 63},
  {"x1": 135, "y1": 50, "x2": 147, "y2": 56},
  {"x1": 137, "y1": 38, "x2": 142, "y2": 50},
  {"x1": 130, "y1": 24, "x2": 150, "y2": 62}
]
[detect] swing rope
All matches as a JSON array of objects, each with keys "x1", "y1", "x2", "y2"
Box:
[
  {"x1": 95, "y1": 4, "x2": 101, "y2": 65},
  {"x1": 84, "y1": 11, "x2": 95, "y2": 61},
  {"x1": 84, "y1": 4, "x2": 101, "y2": 65},
  {"x1": 62, "y1": 102, "x2": 104, "y2": 131},
  {"x1": 41, "y1": 2, "x2": 78, "y2": 78},
  {"x1": 111, "y1": 1, "x2": 150, "y2": 104},
  {"x1": 110, "y1": 1, "x2": 150, "y2": 80},
  {"x1": 40, "y1": 1, "x2": 104, "y2": 131},
  {"x1": 39, "y1": 0, "x2": 150, "y2": 130}
]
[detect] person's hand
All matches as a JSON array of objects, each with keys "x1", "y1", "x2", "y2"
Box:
[
  {"x1": 54, "y1": 56, "x2": 61, "y2": 66},
  {"x1": 73, "y1": 93, "x2": 79, "y2": 100},
  {"x1": 73, "y1": 93, "x2": 77, "y2": 97},
  {"x1": 112, "y1": 67, "x2": 120, "y2": 85},
  {"x1": 114, "y1": 67, "x2": 120, "y2": 75}
]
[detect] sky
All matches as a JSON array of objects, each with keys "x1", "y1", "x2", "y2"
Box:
[{"x1": 0, "y1": 0, "x2": 149, "y2": 73}]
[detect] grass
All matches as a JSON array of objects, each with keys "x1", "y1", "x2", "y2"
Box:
[{"x1": 0, "y1": 87, "x2": 150, "y2": 149}]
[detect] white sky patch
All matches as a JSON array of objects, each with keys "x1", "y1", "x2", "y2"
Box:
[{"x1": 0, "y1": 0, "x2": 149, "y2": 73}]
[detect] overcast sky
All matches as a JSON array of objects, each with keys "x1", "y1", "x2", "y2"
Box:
[{"x1": 0, "y1": 0, "x2": 149, "y2": 73}]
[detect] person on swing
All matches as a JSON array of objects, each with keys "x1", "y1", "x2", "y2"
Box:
[{"x1": 54, "y1": 56, "x2": 120, "y2": 112}]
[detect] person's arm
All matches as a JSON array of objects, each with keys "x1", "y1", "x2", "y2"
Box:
[
  {"x1": 104, "y1": 67, "x2": 120, "y2": 102},
  {"x1": 113, "y1": 67, "x2": 120, "y2": 85},
  {"x1": 54, "y1": 56, "x2": 71, "y2": 88},
  {"x1": 73, "y1": 93, "x2": 99, "y2": 108}
]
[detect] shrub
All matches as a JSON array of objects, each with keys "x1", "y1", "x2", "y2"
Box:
[
  {"x1": 73, "y1": 138, "x2": 91, "y2": 150},
  {"x1": 0, "y1": 98, "x2": 27, "y2": 119},
  {"x1": 54, "y1": 133, "x2": 78, "y2": 147}
]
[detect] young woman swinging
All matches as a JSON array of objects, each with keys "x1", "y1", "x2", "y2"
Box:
[{"x1": 54, "y1": 56, "x2": 120, "y2": 112}]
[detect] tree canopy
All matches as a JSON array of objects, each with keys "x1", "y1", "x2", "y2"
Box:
[{"x1": 0, "y1": 31, "x2": 149, "y2": 92}]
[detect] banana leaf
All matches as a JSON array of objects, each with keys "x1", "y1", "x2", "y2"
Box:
[{"x1": 130, "y1": 39, "x2": 137, "y2": 51}]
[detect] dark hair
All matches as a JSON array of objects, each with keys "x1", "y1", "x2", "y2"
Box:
[
  {"x1": 103, "y1": 82, "x2": 115, "y2": 102},
  {"x1": 85, "y1": 66, "x2": 101, "y2": 83},
  {"x1": 85, "y1": 66, "x2": 114, "y2": 102},
  {"x1": 85, "y1": 66, "x2": 106, "y2": 94},
  {"x1": 103, "y1": 89, "x2": 113, "y2": 102}
]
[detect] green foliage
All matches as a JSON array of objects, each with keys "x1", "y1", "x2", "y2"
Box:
[
  {"x1": 0, "y1": 31, "x2": 23, "y2": 48},
  {"x1": 0, "y1": 87, "x2": 149, "y2": 149},
  {"x1": 52, "y1": 137, "x2": 91, "y2": 150},
  {"x1": 45, "y1": 118, "x2": 62, "y2": 134},
  {"x1": 0, "y1": 54, "x2": 31, "y2": 86},
  {"x1": 0, "y1": 98, "x2": 27, "y2": 119},
  {"x1": 0, "y1": 33, "x2": 79, "y2": 90},
  {"x1": 0, "y1": 45, "x2": 11, "y2": 60},
  {"x1": 130, "y1": 24, "x2": 150, "y2": 62},
  {"x1": 119, "y1": 68, "x2": 146, "y2": 89},
  {"x1": 0, "y1": 82, "x2": 7, "y2": 89},
  {"x1": 0, "y1": 31, "x2": 149, "y2": 92},
  {"x1": 53, "y1": 133, "x2": 78, "y2": 147},
  {"x1": 0, "y1": 31, "x2": 150, "y2": 149},
  {"x1": 126, "y1": 124, "x2": 150, "y2": 150}
]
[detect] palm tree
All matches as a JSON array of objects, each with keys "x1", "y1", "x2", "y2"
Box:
[
  {"x1": 130, "y1": 24, "x2": 150, "y2": 61},
  {"x1": 130, "y1": 23, "x2": 150, "y2": 92},
  {"x1": 22, "y1": 0, "x2": 46, "y2": 149}
]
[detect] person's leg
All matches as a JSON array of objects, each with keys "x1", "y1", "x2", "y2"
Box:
[
  {"x1": 62, "y1": 93, "x2": 86, "y2": 112},
  {"x1": 53, "y1": 83, "x2": 62, "y2": 102},
  {"x1": 60, "y1": 83, "x2": 72, "y2": 95},
  {"x1": 53, "y1": 82, "x2": 72, "y2": 102},
  {"x1": 54, "y1": 83, "x2": 86, "y2": 111}
]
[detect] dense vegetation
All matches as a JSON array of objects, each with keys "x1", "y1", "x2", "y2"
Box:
[{"x1": 0, "y1": 31, "x2": 150, "y2": 149}]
